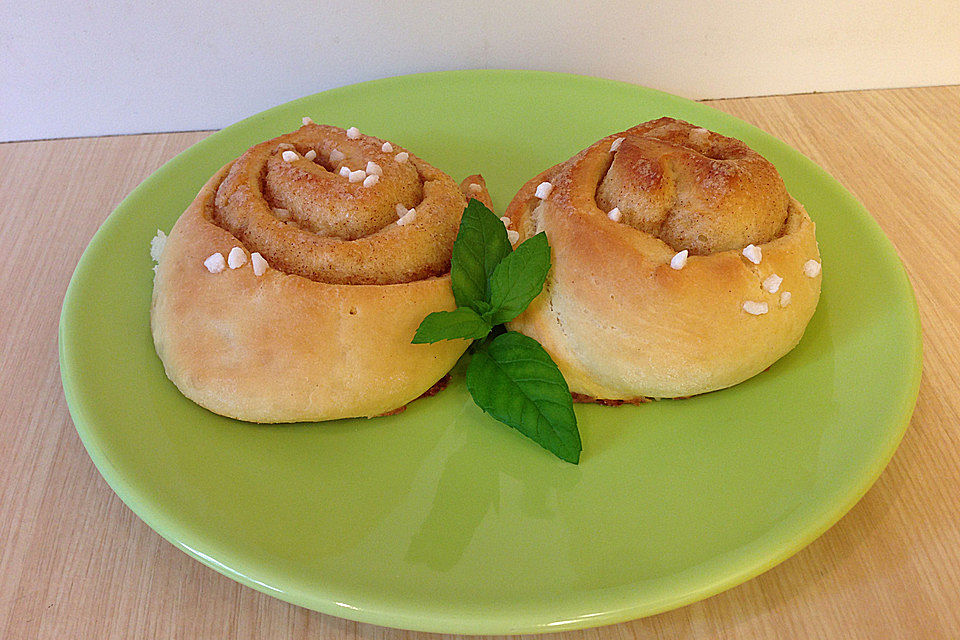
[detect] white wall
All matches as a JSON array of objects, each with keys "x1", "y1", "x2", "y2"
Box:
[{"x1": 2, "y1": 0, "x2": 958, "y2": 142}]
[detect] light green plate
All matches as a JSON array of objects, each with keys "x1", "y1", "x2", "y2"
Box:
[{"x1": 60, "y1": 70, "x2": 921, "y2": 635}]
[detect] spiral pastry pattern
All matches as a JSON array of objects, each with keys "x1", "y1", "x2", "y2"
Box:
[
  {"x1": 151, "y1": 123, "x2": 484, "y2": 422},
  {"x1": 505, "y1": 117, "x2": 822, "y2": 400},
  {"x1": 214, "y1": 123, "x2": 465, "y2": 285}
]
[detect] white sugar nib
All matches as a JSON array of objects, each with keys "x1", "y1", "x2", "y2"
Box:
[
  {"x1": 251, "y1": 252, "x2": 268, "y2": 276},
  {"x1": 762, "y1": 273, "x2": 783, "y2": 293},
  {"x1": 742, "y1": 244, "x2": 762, "y2": 264},
  {"x1": 742, "y1": 300, "x2": 768, "y2": 315},
  {"x1": 227, "y1": 247, "x2": 247, "y2": 269},
  {"x1": 203, "y1": 252, "x2": 226, "y2": 274}
]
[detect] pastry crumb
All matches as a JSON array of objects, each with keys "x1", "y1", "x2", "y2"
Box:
[
  {"x1": 302, "y1": 116, "x2": 315, "y2": 126},
  {"x1": 330, "y1": 148, "x2": 345, "y2": 162},
  {"x1": 150, "y1": 229, "x2": 167, "y2": 263},
  {"x1": 610, "y1": 137, "x2": 625, "y2": 151},
  {"x1": 507, "y1": 229, "x2": 520, "y2": 244},
  {"x1": 397, "y1": 209, "x2": 416, "y2": 226}
]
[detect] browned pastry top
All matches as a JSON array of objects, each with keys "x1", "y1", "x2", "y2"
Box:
[
  {"x1": 211, "y1": 123, "x2": 466, "y2": 285},
  {"x1": 584, "y1": 117, "x2": 790, "y2": 255}
]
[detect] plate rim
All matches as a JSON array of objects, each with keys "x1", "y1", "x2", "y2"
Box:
[{"x1": 59, "y1": 69, "x2": 923, "y2": 635}]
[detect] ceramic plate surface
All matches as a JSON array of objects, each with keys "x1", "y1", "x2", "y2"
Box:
[{"x1": 60, "y1": 70, "x2": 921, "y2": 634}]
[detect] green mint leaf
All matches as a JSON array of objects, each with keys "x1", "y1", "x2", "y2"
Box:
[
  {"x1": 466, "y1": 331, "x2": 580, "y2": 464},
  {"x1": 485, "y1": 232, "x2": 551, "y2": 325},
  {"x1": 451, "y1": 199, "x2": 513, "y2": 312},
  {"x1": 412, "y1": 307, "x2": 492, "y2": 344}
]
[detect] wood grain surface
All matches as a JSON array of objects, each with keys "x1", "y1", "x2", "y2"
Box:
[{"x1": 1, "y1": 85, "x2": 958, "y2": 639}]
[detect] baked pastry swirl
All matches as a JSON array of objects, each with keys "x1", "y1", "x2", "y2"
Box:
[
  {"x1": 152, "y1": 122, "x2": 484, "y2": 422},
  {"x1": 505, "y1": 117, "x2": 822, "y2": 400}
]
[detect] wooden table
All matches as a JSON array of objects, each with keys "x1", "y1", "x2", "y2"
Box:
[{"x1": 2, "y1": 85, "x2": 958, "y2": 639}]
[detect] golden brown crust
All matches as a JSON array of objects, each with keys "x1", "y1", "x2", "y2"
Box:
[
  {"x1": 595, "y1": 118, "x2": 789, "y2": 255},
  {"x1": 213, "y1": 124, "x2": 466, "y2": 285},
  {"x1": 570, "y1": 393, "x2": 653, "y2": 406},
  {"x1": 459, "y1": 174, "x2": 494, "y2": 209},
  {"x1": 151, "y1": 125, "x2": 483, "y2": 422},
  {"x1": 506, "y1": 118, "x2": 821, "y2": 399}
]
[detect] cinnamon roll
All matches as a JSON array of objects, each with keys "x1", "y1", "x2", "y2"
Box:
[
  {"x1": 505, "y1": 117, "x2": 821, "y2": 400},
  {"x1": 151, "y1": 122, "x2": 486, "y2": 422}
]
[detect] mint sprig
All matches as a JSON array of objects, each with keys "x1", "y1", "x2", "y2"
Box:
[
  {"x1": 412, "y1": 307, "x2": 490, "y2": 343},
  {"x1": 466, "y1": 331, "x2": 580, "y2": 463},
  {"x1": 486, "y1": 232, "x2": 552, "y2": 325},
  {"x1": 413, "y1": 199, "x2": 581, "y2": 464},
  {"x1": 450, "y1": 199, "x2": 514, "y2": 310}
]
